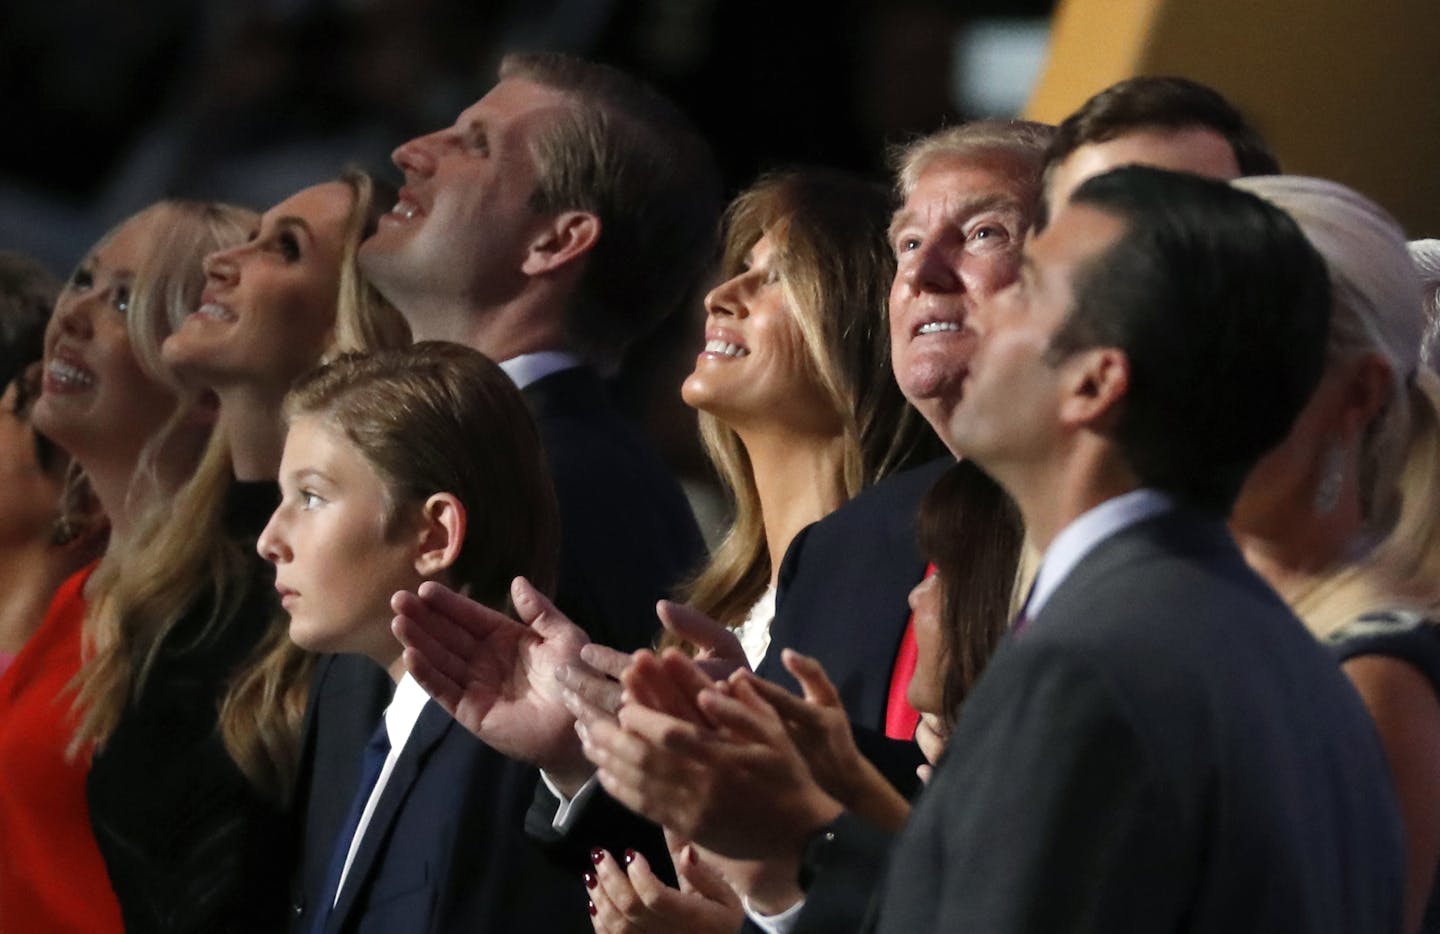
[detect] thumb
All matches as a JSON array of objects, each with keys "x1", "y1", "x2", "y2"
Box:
[{"x1": 658, "y1": 601, "x2": 745, "y2": 662}]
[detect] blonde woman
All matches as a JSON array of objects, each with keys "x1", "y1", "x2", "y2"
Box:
[
  {"x1": 676, "y1": 169, "x2": 942, "y2": 666},
  {"x1": 1231, "y1": 176, "x2": 1440, "y2": 934},
  {"x1": 72, "y1": 171, "x2": 408, "y2": 932},
  {"x1": 0, "y1": 200, "x2": 251, "y2": 932}
]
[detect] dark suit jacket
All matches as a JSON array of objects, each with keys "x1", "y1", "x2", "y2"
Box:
[
  {"x1": 291, "y1": 662, "x2": 588, "y2": 934},
  {"x1": 524, "y1": 366, "x2": 706, "y2": 652},
  {"x1": 863, "y1": 509, "x2": 1404, "y2": 933},
  {"x1": 759, "y1": 457, "x2": 951, "y2": 732}
]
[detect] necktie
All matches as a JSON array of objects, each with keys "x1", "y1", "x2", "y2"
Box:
[{"x1": 312, "y1": 721, "x2": 390, "y2": 934}]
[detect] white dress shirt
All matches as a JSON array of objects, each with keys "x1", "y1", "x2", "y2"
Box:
[
  {"x1": 332, "y1": 673, "x2": 430, "y2": 905},
  {"x1": 498, "y1": 350, "x2": 583, "y2": 390}
]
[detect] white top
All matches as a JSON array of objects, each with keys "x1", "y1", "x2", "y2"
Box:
[
  {"x1": 498, "y1": 350, "x2": 583, "y2": 390},
  {"x1": 735, "y1": 584, "x2": 778, "y2": 670},
  {"x1": 333, "y1": 673, "x2": 430, "y2": 905}
]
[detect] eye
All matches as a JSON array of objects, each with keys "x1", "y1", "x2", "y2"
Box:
[
  {"x1": 300, "y1": 490, "x2": 324, "y2": 510},
  {"x1": 112, "y1": 283, "x2": 131, "y2": 314},
  {"x1": 278, "y1": 231, "x2": 301, "y2": 262},
  {"x1": 69, "y1": 266, "x2": 94, "y2": 292},
  {"x1": 896, "y1": 236, "x2": 921, "y2": 255}
]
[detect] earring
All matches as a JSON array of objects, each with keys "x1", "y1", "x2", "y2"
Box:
[{"x1": 1313, "y1": 440, "x2": 1346, "y2": 515}]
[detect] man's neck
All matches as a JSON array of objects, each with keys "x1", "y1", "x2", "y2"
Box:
[
  {"x1": 403, "y1": 294, "x2": 569, "y2": 362},
  {"x1": 1004, "y1": 443, "x2": 1141, "y2": 553}
]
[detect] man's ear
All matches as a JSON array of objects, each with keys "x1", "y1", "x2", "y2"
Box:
[
  {"x1": 1058, "y1": 347, "x2": 1130, "y2": 430},
  {"x1": 521, "y1": 211, "x2": 601, "y2": 277},
  {"x1": 413, "y1": 493, "x2": 467, "y2": 579}
]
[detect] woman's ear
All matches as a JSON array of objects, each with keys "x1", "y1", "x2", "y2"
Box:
[{"x1": 413, "y1": 492, "x2": 467, "y2": 579}]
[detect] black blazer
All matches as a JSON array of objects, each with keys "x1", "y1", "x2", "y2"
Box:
[
  {"x1": 524, "y1": 366, "x2": 706, "y2": 652},
  {"x1": 291, "y1": 665, "x2": 588, "y2": 934},
  {"x1": 759, "y1": 458, "x2": 951, "y2": 733},
  {"x1": 866, "y1": 509, "x2": 1404, "y2": 933}
]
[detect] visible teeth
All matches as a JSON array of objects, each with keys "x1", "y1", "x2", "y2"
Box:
[
  {"x1": 917, "y1": 321, "x2": 962, "y2": 335},
  {"x1": 196, "y1": 302, "x2": 236, "y2": 322},
  {"x1": 391, "y1": 200, "x2": 417, "y2": 220},
  {"x1": 704, "y1": 339, "x2": 748, "y2": 358},
  {"x1": 49, "y1": 360, "x2": 94, "y2": 388}
]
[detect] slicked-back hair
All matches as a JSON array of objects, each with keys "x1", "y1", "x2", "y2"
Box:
[
  {"x1": 1050, "y1": 166, "x2": 1331, "y2": 513},
  {"x1": 498, "y1": 52, "x2": 722, "y2": 370},
  {"x1": 1046, "y1": 75, "x2": 1279, "y2": 178}
]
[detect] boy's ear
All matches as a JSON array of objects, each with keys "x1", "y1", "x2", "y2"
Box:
[{"x1": 413, "y1": 493, "x2": 466, "y2": 579}]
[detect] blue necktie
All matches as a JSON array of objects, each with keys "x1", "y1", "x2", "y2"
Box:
[{"x1": 311, "y1": 721, "x2": 390, "y2": 934}]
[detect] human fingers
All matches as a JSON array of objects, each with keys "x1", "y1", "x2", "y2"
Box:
[
  {"x1": 413, "y1": 580, "x2": 516, "y2": 644},
  {"x1": 656, "y1": 601, "x2": 748, "y2": 668},
  {"x1": 780, "y1": 649, "x2": 843, "y2": 708},
  {"x1": 589, "y1": 848, "x2": 660, "y2": 932},
  {"x1": 558, "y1": 660, "x2": 623, "y2": 716},
  {"x1": 622, "y1": 651, "x2": 709, "y2": 726},
  {"x1": 581, "y1": 643, "x2": 635, "y2": 681},
  {"x1": 671, "y1": 842, "x2": 741, "y2": 907},
  {"x1": 511, "y1": 576, "x2": 586, "y2": 645}
]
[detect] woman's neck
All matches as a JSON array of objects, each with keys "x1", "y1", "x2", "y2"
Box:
[
  {"x1": 740, "y1": 428, "x2": 850, "y2": 587},
  {"x1": 0, "y1": 540, "x2": 92, "y2": 652},
  {"x1": 217, "y1": 388, "x2": 287, "y2": 482}
]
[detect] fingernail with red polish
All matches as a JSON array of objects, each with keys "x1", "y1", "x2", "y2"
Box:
[
  {"x1": 591, "y1": 847, "x2": 604, "y2": 865},
  {"x1": 624, "y1": 848, "x2": 636, "y2": 866},
  {"x1": 588, "y1": 899, "x2": 597, "y2": 916},
  {"x1": 584, "y1": 871, "x2": 596, "y2": 889}
]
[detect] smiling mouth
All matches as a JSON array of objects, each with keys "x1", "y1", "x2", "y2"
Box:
[
  {"x1": 389, "y1": 199, "x2": 419, "y2": 220},
  {"x1": 46, "y1": 358, "x2": 95, "y2": 391},
  {"x1": 916, "y1": 321, "x2": 963, "y2": 336},
  {"x1": 193, "y1": 302, "x2": 236, "y2": 323},
  {"x1": 703, "y1": 339, "x2": 749, "y2": 358}
]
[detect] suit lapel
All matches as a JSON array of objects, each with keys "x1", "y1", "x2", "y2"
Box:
[{"x1": 325, "y1": 700, "x2": 453, "y2": 932}]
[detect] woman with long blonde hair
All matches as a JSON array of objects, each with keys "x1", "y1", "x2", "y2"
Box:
[
  {"x1": 1231, "y1": 176, "x2": 1440, "y2": 934},
  {"x1": 0, "y1": 200, "x2": 252, "y2": 932},
  {"x1": 72, "y1": 170, "x2": 409, "y2": 931}
]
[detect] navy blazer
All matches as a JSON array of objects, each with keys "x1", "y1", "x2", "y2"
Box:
[
  {"x1": 867, "y1": 509, "x2": 1404, "y2": 932},
  {"x1": 524, "y1": 365, "x2": 706, "y2": 652},
  {"x1": 759, "y1": 458, "x2": 951, "y2": 733}
]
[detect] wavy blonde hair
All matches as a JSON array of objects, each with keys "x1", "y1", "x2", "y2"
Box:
[
  {"x1": 74, "y1": 172, "x2": 409, "y2": 802},
  {"x1": 1235, "y1": 177, "x2": 1440, "y2": 636}
]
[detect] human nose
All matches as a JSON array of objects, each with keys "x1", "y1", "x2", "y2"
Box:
[
  {"x1": 51, "y1": 288, "x2": 99, "y2": 341},
  {"x1": 703, "y1": 272, "x2": 750, "y2": 320},
  {"x1": 256, "y1": 509, "x2": 291, "y2": 565},
  {"x1": 203, "y1": 243, "x2": 241, "y2": 291},
  {"x1": 899, "y1": 241, "x2": 961, "y2": 296},
  {"x1": 392, "y1": 129, "x2": 443, "y2": 178}
]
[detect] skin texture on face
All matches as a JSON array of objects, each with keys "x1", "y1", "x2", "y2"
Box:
[
  {"x1": 163, "y1": 182, "x2": 351, "y2": 393},
  {"x1": 1046, "y1": 126, "x2": 1242, "y2": 218},
  {"x1": 905, "y1": 572, "x2": 943, "y2": 714},
  {"x1": 945, "y1": 203, "x2": 1126, "y2": 480},
  {"x1": 32, "y1": 211, "x2": 182, "y2": 468},
  {"x1": 887, "y1": 155, "x2": 1034, "y2": 450},
  {"x1": 680, "y1": 230, "x2": 840, "y2": 438},
  {"x1": 258, "y1": 416, "x2": 427, "y2": 672},
  {"x1": 358, "y1": 78, "x2": 571, "y2": 336}
]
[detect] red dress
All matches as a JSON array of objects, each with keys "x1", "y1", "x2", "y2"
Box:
[{"x1": 0, "y1": 563, "x2": 123, "y2": 932}]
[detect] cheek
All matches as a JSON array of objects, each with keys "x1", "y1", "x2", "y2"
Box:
[{"x1": 962, "y1": 251, "x2": 1020, "y2": 299}]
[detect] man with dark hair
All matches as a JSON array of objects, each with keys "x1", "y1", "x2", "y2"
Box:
[
  {"x1": 1041, "y1": 75, "x2": 1278, "y2": 225},
  {"x1": 865, "y1": 166, "x2": 1401, "y2": 931}
]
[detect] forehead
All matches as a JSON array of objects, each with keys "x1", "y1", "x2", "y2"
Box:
[
  {"x1": 1051, "y1": 126, "x2": 1241, "y2": 207},
  {"x1": 1027, "y1": 202, "x2": 1128, "y2": 284},
  {"x1": 898, "y1": 155, "x2": 1031, "y2": 225},
  {"x1": 456, "y1": 78, "x2": 576, "y2": 140},
  {"x1": 267, "y1": 182, "x2": 354, "y2": 232},
  {"x1": 94, "y1": 211, "x2": 163, "y2": 271}
]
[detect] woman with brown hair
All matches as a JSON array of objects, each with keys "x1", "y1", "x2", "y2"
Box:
[
  {"x1": 71, "y1": 170, "x2": 409, "y2": 932},
  {"x1": 676, "y1": 168, "x2": 943, "y2": 665}
]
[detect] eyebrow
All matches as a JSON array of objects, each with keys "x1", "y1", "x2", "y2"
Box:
[
  {"x1": 888, "y1": 192, "x2": 1025, "y2": 244},
  {"x1": 287, "y1": 466, "x2": 331, "y2": 488},
  {"x1": 270, "y1": 216, "x2": 315, "y2": 238}
]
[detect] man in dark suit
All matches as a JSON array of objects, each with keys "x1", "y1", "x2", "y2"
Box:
[
  {"x1": 565, "y1": 166, "x2": 1404, "y2": 933},
  {"x1": 287, "y1": 52, "x2": 718, "y2": 933},
  {"x1": 863, "y1": 165, "x2": 1404, "y2": 931}
]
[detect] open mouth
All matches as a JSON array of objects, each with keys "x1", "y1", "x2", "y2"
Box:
[
  {"x1": 915, "y1": 321, "x2": 963, "y2": 336},
  {"x1": 45, "y1": 354, "x2": 95, "y2": 392},
  {"x1": 703, "y1": 339, "x2": 749, "y2": 358},
  {"x1": 193, "y1": 302, "x2": 237, "y2": 323}
]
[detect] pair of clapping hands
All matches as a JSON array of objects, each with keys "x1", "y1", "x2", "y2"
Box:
[{"x1": 390, "y1": 578, "x2": 914, "y2": 929}]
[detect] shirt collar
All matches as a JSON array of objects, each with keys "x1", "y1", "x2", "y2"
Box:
[
  {"x1": 383, "y1": 672, "x2": 431, "y2": 751},
  {"x1": 498, "y1": 350, "x2": 584, "y2": 390},
  {"x1": 1027, "y1": 488, "x2": 1175, "y2": 618}
]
